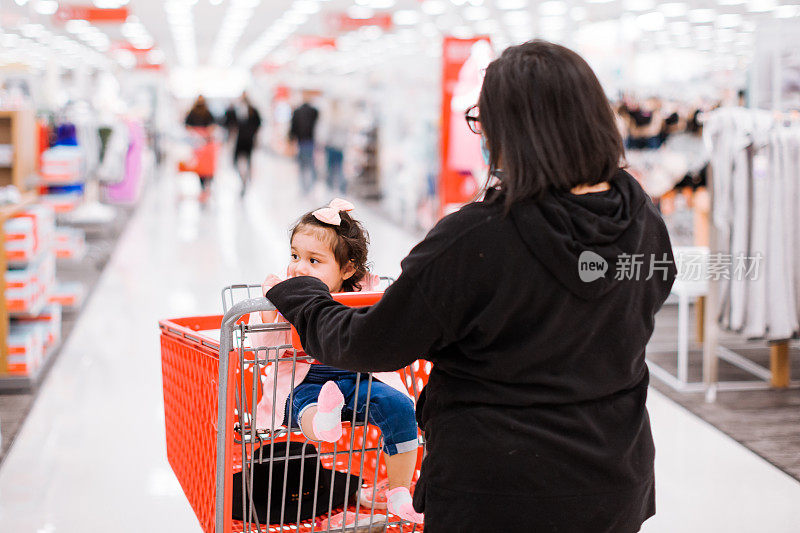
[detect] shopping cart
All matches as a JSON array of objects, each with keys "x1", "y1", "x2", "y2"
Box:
[
  {"x1": 160, "y1": 283, "x2": 430, "y2": 533},
  {"x1": 178, "y1": 126, "x2": 219, "y2": 179}
]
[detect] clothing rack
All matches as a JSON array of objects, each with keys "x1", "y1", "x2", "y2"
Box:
[{"x1": 701, "y1": 107, "x2": 800, "y2": 401}]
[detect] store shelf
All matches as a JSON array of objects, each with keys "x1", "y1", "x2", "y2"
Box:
[
  {"x1": 0, "y1": 340, "x2": 59, "y2": 392},
  {"x1": 0, "y1": 192, "x2": 41, "y2": 383},
  {"x1": 0, "y1": 109, "x2": 35, "y2": 190}
]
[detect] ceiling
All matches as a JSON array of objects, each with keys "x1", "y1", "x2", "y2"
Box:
[{"x1": 0, "y1": 0, "x2": 798, "y2": 74}]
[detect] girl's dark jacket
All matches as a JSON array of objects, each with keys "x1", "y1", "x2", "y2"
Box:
[{"x1": 267, "y1": 170, "x2": 676, "y2": 532}]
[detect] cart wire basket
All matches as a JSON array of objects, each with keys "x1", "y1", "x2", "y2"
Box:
[{"x1": 160, "y1": 283, "x2": 431, "y2": 533}]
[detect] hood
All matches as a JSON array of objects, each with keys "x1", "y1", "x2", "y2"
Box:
[{"x1": 509, "y1": 170, "x2": 651, "y2": 300}]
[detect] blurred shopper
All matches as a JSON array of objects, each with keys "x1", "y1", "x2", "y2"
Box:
[
  {"x1": 184, "y1": 95, "x2": 217, "y2": 202},
  {"x1": 227, "y1": 92, "x2": 262, "y2": 195},
  {"x1": 289, "y1": 95, "x2": 319, "y2": 194},
  {"x1": 263, "y1": 40, "x2": 675, "y2": 532},
  {"x1": 322, "y1": 100, "x2": 348, "y2": 194},
  {"x1": 627, "y1": 97, "x2": 665, "y2": 150}
]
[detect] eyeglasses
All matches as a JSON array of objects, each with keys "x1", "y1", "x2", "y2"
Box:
[{"x1": 465, "y1": 105, "x2": 481, "y2": 135}]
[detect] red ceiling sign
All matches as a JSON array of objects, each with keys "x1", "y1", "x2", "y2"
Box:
[
  {"x1": 54, "y1": 6, "x2": 130, "y2": 24},
  {"x1": 294, "y1": 36, "x2": 337, "y2": 50},
  {"x1": 329, "y1": 13, "x2": 392, "y2": 32}
]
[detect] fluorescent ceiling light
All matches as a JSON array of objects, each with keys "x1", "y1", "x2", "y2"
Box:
[
  {"x1": 452, "y1": 25, "x2": 474, "y2": 38},
  {"x1": 540, "y1": 1, "x2": 567, "y2": 16},
  {"x1": 668, "y1": 21, "x2": 690, "y2": 33},
  {"x1": 293, "y1": 0, "x2": 320, "y2": 14},
  {"x1": 586, "y1": 0, "x2": 615, "y2": 4},
  {"x1": 14, "y1": 0, "x2": 29, "y2": 6},
  {"x1": 688, "y1": 9, "x2": 716, "y2": 23},
  {"x1": 637, "y1": 12, "x2": 665, "y2": 31},
  {"x1": 284, "y1": 11, "x2": 310, "y2": 24},
  {"x1": 659, "y1": 2, "x2": 687, "y2": 17},
  {"x1": 421, "y1": 1, "x2": 447, "y2": 15},
  {"x1": 747, "y1": 0, "x2": 776, "y2": 11},
  {"x1": 132, "y1": 36, "x2": 154, "y2": 49},
  {"x1": 717, "y1": 13, "x2": 742, "y2": 27},
  {"x1": 464, "y1": 6, "x2": 490, "y2": 20},
  {"x1": 35, "y1": 1, "x2": 59, "y2": 15},
  {"x1": 503, "y1": 10, "x2": 531, "y2": 25},
  {"x1": 694, "y1": 25, "x2": 714, "y2": 37},
  {"x1": 571, "y1": 7, "x2": 587, "y2": 20},
  {"x1": 393, "y1": 10, "x2": 420, "y2": 25},
  {"x1": 347, "y1": 6, "x2": 374, "y2": 18},
  {"x1": 539, "y1": 16, "x2": 566, "y2": 29},
  {"x1": 496, "y1": 0, "x2": 527, "y2": 8},
  {"x1": 774, "y1": 4, "x2": 800, "y2": 17},
  {"x1": 65, "y1": 20, "x2": 91, "y2": 34},
  {"x1": 475, "y1": 19, "x2": 500, "y2": 33},
  {"x1": 623, "y1": 0, "x2": 655, "y2": 11},
  {"x1": 369, "y1": 0, "x2": 396, "y2": 7}
]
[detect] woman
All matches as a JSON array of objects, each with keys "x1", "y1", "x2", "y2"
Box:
[
  {"x1": 264, "y1": 41, "x2": 675, "y2": 532},
  {"x1": 226, "y1": 92, "x2": 262, "y2": 195},
  {"x1": 184, "y1": 95, "x2": 217, "y2": 201}
]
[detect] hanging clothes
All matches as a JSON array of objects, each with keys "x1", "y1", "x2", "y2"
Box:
[{"x1": 704, "y1": 108, "x2": 800, "y2": 341}]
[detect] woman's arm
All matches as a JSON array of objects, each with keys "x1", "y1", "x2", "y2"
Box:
[{"x1": 266, "y1": 272, "x2": 446, "y2": 372}]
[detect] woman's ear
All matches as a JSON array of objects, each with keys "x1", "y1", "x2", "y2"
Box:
[{"x1": 341, "y1": 259, "x2": 356, "y2": 281}]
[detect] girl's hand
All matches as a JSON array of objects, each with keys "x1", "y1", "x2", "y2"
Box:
[
  {"x1": 262, "y1": 274, "x2": 283, "y2": 297},
  {"x1": 260, "y1": 274, "x2": 283, "y2": 323}
]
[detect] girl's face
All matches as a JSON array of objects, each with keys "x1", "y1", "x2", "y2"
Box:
[{"x1": 288, "y1": 230, "x2": 355, "y2": 293}]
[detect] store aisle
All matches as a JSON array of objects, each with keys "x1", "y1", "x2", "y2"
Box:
[{"x1": 0, "y1": 154, "x2": 798, "y2": 532}]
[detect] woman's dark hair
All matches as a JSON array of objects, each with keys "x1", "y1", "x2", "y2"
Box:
[
  {"x1": 291, "y1": 207, "x2": 370, "y2": 292},
  {"x1": 477, "y1": 40, "x2": 624, "y2": 208}
]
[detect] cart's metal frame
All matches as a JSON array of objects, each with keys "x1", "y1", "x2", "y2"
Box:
[{"x1": 215, "y1": 283, "x2": 420, "y2": 533}]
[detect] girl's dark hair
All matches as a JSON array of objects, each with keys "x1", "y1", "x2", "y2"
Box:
[
  {"x1": 291, "y1": 207, "x2": 370, "y2": 292},
  {"x1": 477, "y1": 40, "x2": 624, "y2": 209}
]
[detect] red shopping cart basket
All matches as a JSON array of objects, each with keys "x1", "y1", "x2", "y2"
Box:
[{"x1": 160, "y1": 287, "x2": 431, "y2": 533}]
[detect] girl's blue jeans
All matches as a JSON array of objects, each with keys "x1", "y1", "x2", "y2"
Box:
[{"x1": 285, "y1": 365, "x2": 419, "y2": 456}]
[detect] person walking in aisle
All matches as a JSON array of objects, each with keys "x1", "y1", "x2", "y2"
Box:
[
  {"x1": 184, "y1": 95, "x2": 217, "y2": 203},
  {"x1": 322, "y1": 100, "x2": 349, "y2": 194},
  {"x1": 226, "y1": 92, "x2": 262, "y2": 195},
  {"x1": 263, "y1": 41, "x2": 676, "y2": 532},
  {"x1": 289, "y1": 94, "x2": 319, "y2": 195}
]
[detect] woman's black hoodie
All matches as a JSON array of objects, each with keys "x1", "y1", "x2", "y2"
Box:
[{"x1": 267, "y1": 170, "x2": 676, "y2": 532}]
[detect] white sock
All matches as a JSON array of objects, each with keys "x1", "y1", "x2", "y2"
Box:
[
  {"x1": 313, "y1": 407, "x2": 342, "y2": 432},
  {"x1": 387, "y1": 487, "x2": 413, "y2": 510}
]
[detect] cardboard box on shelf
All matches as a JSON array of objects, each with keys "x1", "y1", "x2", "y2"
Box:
[
  {"x1": 7, "y1": 324, "x2": 45, "y2": 376},
  {"x1": 54, "y1": 227, "x2": 87, "y2": 260},
  {"x1": 14, "y1": 303, "x2": 61, "y2": 350},
  {"x1": 4, "y1": 204, "x2": 56, "y2": 265},
  {"x1": 48, "y1": 281, "x2": 85, "y2": 311},
  {"x1": 5, "y1": 252, "x2": 55, "y2": 315}
]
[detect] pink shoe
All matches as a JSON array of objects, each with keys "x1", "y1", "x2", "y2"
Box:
[
  {"x1": 357, "y1": 480, "x2": 390, "y2": 510},
  {"x1": 319, "y1": 511, "x2": 387, "y2": 532},
  {"x1": 358, "y1": 480, "x2": 417, "y2": 511},
  {"x1": 312, "y1": 381, "x2": 345, "y2": 442},
  {"x1": 386, "y1": 487, "x2": 424, "y2": 524}
]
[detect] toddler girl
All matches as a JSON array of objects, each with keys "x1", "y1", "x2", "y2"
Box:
[{"x1": 250, "y1": 198, "x2": 423, "y2": 525}]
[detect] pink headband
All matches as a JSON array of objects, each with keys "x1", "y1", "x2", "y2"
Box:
[{"x1": 312, "y1": 198, "x2": 355, "y2": 226}]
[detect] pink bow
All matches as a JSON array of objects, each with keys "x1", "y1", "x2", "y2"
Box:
[{"x1": 312, "y1": 198, "x2": 355, "y2": 226}]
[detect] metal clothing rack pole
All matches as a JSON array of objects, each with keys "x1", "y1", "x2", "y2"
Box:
[{"x1": 702, "y1": 164, "x2": 719, "y2": 403}]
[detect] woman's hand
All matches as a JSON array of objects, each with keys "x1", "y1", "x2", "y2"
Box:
[{"x1": 262, "y1": 274, "x2": 283, "y2": 297}]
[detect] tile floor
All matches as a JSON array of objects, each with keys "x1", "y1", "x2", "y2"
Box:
[{"x1": 0, "y1": 152, "x2": 798, "y2": 532}]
